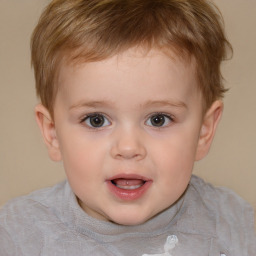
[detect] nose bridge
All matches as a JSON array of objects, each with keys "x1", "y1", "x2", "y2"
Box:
[{"x1": 110, "y1": 124, "x2": 146, "y2": 160}]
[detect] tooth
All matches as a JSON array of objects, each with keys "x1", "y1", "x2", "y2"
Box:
[{"x1": 116, "y1": 184, "x2": 142, "y2": 190}]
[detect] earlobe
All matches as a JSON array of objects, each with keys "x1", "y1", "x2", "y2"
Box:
[
  {"x1": 195, "y1": 100, "x2": 223, "y2": 161},
  {"x1": 35, "y1": 104, "x2": 62, "y2": 161}
]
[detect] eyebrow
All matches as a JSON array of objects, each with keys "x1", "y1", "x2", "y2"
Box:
[
  {"x1": 69, "y1": 100, "x2": 115, "y2": 110},
  {"x1": 69, "y1": 99, "x2": 187, "y2": 111},
  {"x1": 142, "y1": 99, "x2": 187, "y2": 109}
]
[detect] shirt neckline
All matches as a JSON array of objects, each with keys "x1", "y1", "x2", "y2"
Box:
[
  {"x1": 54, "y1": 176, "x2": 217, "y2": 243},
  {"x1": 59, "y1": 181, "x2": 185, "y2": 241}
]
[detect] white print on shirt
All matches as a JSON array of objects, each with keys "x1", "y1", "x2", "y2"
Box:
[
  {"x1": 141, "y1": 235, "x2": 227, "y2": 256},
  {"x1": 142, "y1": 235, "x2": 178, "y2": 256}
]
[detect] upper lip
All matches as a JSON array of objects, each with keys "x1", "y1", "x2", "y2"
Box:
[{"x1": 106, "y1": 173, "x2": 152, "y2": 182}]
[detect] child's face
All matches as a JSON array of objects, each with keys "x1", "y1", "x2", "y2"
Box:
[{"x1": 38, "y1": 48, "x2": 221, "y2": 225}]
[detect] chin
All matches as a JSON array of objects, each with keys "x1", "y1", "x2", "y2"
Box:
[
  {"x1": 108, "y1": 211, "x2": 153, "y2": 226},
  {"x1": 112, "y1": 218, "x2": 147, "y2": 226}
]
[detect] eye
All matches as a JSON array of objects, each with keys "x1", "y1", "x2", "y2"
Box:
[
  {"x1": 83, "y1": 114, "x2": 111, "y2": 128},
  {"x1": 146, "y1": 113, "x2": 173, "y2": 127}
]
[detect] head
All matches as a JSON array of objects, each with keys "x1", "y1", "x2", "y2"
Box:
[{"x1": 32, "y1": 0, "x2": 231, "y2": 225}]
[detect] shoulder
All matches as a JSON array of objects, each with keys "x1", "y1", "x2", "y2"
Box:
[
  {"x1": 0, "y1": 181, "x2": 68, "y2": 254},
  {"x1": 189, "y1": 175, "x2": 254, "y2": 223},
  {"x1": 0, "y1": 181, "x2": 67, "y2": 221},
  {"x1": 189, "y1": 175, "x2": 256, "y2": 254}
]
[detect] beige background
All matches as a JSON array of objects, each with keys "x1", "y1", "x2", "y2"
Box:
[{"x1": 0, "y1": 0, "x2": 255, "y2": 218}]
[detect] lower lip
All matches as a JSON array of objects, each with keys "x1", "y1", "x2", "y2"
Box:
[{"x1": 106, "y1": 180, "x2": 152, "y2": 201}]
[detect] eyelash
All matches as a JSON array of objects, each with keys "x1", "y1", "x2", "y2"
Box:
[
  {"x1": 80, "y1": 112, "x2": 175, "y2": 129},
  {"x1": 80, "y1": 113, "x2": 111, "y2": 129},
  {"x1": 145, "y1": 112, "x2": 174, "y2": 128}
]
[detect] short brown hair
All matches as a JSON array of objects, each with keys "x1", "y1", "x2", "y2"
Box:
[{"x1": 31, "y1": 0, "x2": 232, "y2": 117}]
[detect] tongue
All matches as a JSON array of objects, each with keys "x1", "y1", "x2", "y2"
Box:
[{"x1": 113, "y1": 178, "x2": 144, "y2": 187}]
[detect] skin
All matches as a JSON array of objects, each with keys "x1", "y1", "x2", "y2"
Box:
[{"x1": 35, "y1": 48, "x2": 223, "y2": 225}]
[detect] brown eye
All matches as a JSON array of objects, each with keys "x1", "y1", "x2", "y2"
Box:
[
  {"x1": 84, "y1": 114, "x2": 110, "y2": 128},
  {"x1": 151, "y1": 115, "x2": 165, "y2": 126},
  {"x1": 146, "y1": 114, "x2": 172, "y2": 127}
]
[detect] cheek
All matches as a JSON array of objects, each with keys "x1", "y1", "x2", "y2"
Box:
[
  {"x1": 151, "y1": 132, "x2": 198, "y2": 167},
  {"x1": 151, "y1": 143, "x2": 194, "y2": 203},
  {"x1": 149, "y1": 129, "x2": 199, "y2": 182},
  {"x1": 59, "y1": 134, "x2": 108, "y2": 179}
]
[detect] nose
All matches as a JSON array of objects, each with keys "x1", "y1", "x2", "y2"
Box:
[{"x1": 110, "y1": 127, "x2": 147, "y2": 161}]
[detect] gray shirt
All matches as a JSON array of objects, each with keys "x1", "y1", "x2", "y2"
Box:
[{"x1": 0, "y1": 175, "x2": 255, "y2": 256}]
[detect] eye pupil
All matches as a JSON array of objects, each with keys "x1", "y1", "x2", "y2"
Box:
[
  {"x1": 90, "y1": 115, "x2": 104, "y2": 127},
  {"x1": 151, "y1": 115, "x2": 165, "y2": 126}
]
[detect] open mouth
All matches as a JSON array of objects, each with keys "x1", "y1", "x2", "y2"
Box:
[
  {"x1": 107, "y1": 174, "x2": 152, "y2": 201},
  {"x1": 111, "y1": 178, "x2": 146, "y2": 190}
]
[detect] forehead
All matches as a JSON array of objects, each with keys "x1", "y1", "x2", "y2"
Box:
[
  {"x1": 56, "y1": 47, "x2": 201, "y2": 108},
  {"x1": 59, "y1": 47, "x2": 196, "y2": 81}
]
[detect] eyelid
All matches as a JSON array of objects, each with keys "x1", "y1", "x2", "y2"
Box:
[
  {"x1": 80, "y1": 112, "x2": 112, "y2": 128},
  {"x1": 145, "y1": 112, "x2": 174, "y2": 127},
  {"x1": 145, "y1": 112, "x2": 175, "y2": 121},
  {"x1": 80, "y1": 112, "x2": 107, "y2": 121}
]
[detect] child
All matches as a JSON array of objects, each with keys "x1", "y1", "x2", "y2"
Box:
[{"x1": 0, "y1": 0, "x2": 255, "y2": 255}]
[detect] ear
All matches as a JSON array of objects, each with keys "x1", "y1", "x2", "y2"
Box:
[
  {"x1": 35, "y1": 104, "x2": 62, "y2": 162},
  {"x1": 195, "y1": 100, "x2": 223, "y2": 161}
]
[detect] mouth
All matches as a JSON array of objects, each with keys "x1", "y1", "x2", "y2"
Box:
[
  {"x1": 111, "y1": 178, "x2": 146, "y2": 190},
  {"x1": 106, "y1": 174, "x2": 152, "y2": 201}
]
